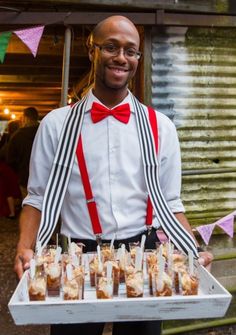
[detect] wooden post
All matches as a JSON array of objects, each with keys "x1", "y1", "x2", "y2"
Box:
[{"x1": 60, "y1": 26, "x2": 72, "y2": 107}]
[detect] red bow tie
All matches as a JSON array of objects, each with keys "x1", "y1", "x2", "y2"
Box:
[{"x1": 91, "y1": 102, "x2": 131, "y2": 124}]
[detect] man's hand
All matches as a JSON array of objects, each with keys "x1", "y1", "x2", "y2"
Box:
[
  {"x1": 14, "y1": 248, "x2": 34, "y2": 280},
  {"x1": 14, "y1": 205, "x2": 41, "y2": 279},
  {"x1": 198, "y1": 250, "x2": 214, "y2": 271}
]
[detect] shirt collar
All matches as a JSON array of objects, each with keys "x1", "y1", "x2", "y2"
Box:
[{"x1": 85, "y1": 88, "x2": 134, "y2": 114}]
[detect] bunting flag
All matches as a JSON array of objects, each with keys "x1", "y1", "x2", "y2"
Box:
[
  {"x1": 196, "y1": 223, "x2": 216, "y2": 245},
  {"x1": 215, "y1": 210, "x2": 236, "y2": 238},
  {"x1": 0, "y1": 32, "x2": 11, "y2": 63},
  {"x1": 196, "y1": 210, "x2": 235, "y2": 245},
  {"x1": 218, "y1": 217, "x2": 234, "y2": 238},
  {"x1": 156, "y1": 230, "x2": 169, "y2": 243},
  {"x1": 13, "y1": 26, "x2": 45, "y2": 57}
]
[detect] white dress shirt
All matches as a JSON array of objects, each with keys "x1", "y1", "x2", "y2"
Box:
[{"x1": 24, "y1": 90, "x2": 184, "y2": 240}]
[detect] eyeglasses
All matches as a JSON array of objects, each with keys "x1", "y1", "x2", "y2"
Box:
[{"x1": 93, "y1": 43, "x2": 142, "y2": 60}]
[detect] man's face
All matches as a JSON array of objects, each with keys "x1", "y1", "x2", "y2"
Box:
[{"x1": 90, "y1": 20, "x2": 140, "y2": 94}]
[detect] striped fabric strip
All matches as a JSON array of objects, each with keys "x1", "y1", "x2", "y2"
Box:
[
  {"x1": 37, "y1": 96, "x2": 88, "y2": 246},
  {"x1": 131, "y1": 95, "x2": 199, "y2": 258}
]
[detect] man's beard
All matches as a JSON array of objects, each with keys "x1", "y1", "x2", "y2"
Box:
[{"x1": 103, "y1": 76, "x2": 129, "y2": 91}]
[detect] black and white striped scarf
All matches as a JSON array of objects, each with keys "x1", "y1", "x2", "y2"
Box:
[{"x1": 37, "y1": 92, "x2": 198, "y2": 258}]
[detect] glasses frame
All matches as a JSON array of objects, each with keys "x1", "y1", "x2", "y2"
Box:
[{"x1": 93, "y1": 43, "x2": 142, "y2": 60}]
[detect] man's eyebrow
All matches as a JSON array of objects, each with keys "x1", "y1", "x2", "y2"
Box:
[{"x1": 101, "y1": 38, "x2": 138, "y2": 46}]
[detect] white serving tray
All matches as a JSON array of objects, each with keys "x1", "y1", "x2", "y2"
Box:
[{"x1": 8, "y1": 262, "x2": 232, "y2": 325}]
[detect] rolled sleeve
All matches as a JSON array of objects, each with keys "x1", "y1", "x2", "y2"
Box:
[
  {"x1": 23, "y1": 106, "x2": 69, "y2": 210},
  {"x1": 157, "y1": 112, "x2": 185, "y2": 213}
]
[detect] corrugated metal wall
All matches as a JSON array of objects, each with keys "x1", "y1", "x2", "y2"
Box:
[{"x1": 151, "y1": 26, "x2": 236, "y2": 226}]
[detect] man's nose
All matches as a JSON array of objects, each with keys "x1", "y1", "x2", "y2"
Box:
[{"x1": 113, "y1": 48, "x2": 127, "y2": 61}]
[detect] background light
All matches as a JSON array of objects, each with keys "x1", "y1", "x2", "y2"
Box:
[{"x1": 3, "y1": 108, "x2": 10, "y2": 115}]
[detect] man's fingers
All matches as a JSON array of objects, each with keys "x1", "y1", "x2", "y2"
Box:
[
  {"x1": 14, "y1": 251, "x2": 32, "y2": 280},
  {"x1": 198, "y1": 251, "x2": 214, "y2": 268},
  {"x1": 14, "y1": 255, "x2": 24, "y2": 279}
]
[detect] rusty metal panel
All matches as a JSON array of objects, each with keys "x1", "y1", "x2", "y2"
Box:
[{"x1": 151, "y1": 26, "x2": 236, "y2": 225}]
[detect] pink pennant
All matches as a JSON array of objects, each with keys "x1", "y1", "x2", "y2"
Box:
[
  {"x1": 196, "y1": 223, "x2": 215, "y2": 245},
  {"x1": 217, "y1": 216, "x2": 234, "y2": 238},
  {"x1": 14, "y1": 26, "x2": 44, "y2": 57},
  {"x1": 156, "y1": 230, "x2": 168, "y2": 243}
]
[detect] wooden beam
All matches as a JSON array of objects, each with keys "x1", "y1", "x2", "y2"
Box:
[
  {"x1": 0, "y1": 74, "x2": 80, "y2": 83},
  {"x1": 0, "y1": 92, "x2": 60, "y2": 99},
  {"x1": 1, "y1": 11, "x2": 236, "y2": 28},
  {"x1": 164, "y1": 12, "x2": 236, "y2": 27},
  {"x1": 2, "y1": 0, "x2": 236, "y2": 15},
  {"x1": 0, "y1": 65, "x2": 86, "y2": 75},
  {"x1": 0, "y1": 12, "x2": 155, "y2": 26},
  {"x1": 0, "y1": 82, "x2": 62, "y2": 88}
]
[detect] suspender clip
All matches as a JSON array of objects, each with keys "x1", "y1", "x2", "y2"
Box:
[
  {"x1": 146, "y1": 225, "x2": 152, "y2": 236},
  {"x1": 86, "y1": 197, "x2": 95, "y2": 204},
  {"x1": 95, "y1": 234, "x2": 102, "y2": 246}
]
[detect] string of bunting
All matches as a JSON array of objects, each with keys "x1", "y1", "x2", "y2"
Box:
[
  {"x1": 156, "y1": 210, "x2": 235, "y2": 246},
  {"x1": 195, "y1": 210, "x2": 236, "y2": 245},
  {"x1": 0, "y1": 25, "x2": 45, "y2": 63}
]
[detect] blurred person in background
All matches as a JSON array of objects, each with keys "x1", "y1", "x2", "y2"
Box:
[
  {"x1": 0, "y1": 120, "x2": 21, "y2": 218},
  {"x1": 7, "y1": 107, "x2": 39, "y2": 199}
]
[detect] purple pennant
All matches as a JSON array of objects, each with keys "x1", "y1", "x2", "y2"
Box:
[
  {"x1": 156, "y1": 230, "x2": 168, "y2": 243},
  {"x1": 217, "y1": 216, "x2": 234, "y2": 238},
  {"x1": 14, "y1": 26, "x2": 45, "y2": 57},
  {"x1": 196, "y1": 223, "x2": 216, "y2": 245}
]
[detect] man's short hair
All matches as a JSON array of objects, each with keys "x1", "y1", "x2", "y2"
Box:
[{"x1": 23, "y1": 107, "x2": 39, "y2": 121}]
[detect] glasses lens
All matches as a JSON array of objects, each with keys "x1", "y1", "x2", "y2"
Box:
[
  {"x1": 96, "y1": 44, "x2": 141, "y2": 59},
  {"x1": 102, "y1": 44, "x2": 119, "y2": 55}
]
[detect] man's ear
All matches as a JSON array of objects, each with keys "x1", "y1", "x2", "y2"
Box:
[{"x1": 88, "y1": 47, "x2": 95, "y2": 62}]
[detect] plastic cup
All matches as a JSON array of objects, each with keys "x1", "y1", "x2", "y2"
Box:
[
  {"x1": 96, "y1": 273, "x2": 113, "y2": 299},
  {"x1": 152, "y1": 271, "x2": 173, "y2": 297},
  {"x1": 28, "y1": 272, "x2": 47, "y2": 301},
  {"x1": 179, "y1": 269, "x2": 199, "y2": 296},
  {"x1": 89, "y1": 254, "x2": 103, "y2": 287},
  {"x1": 125, "y1": 270, "x2": 144, "y2": 298},
  {"x1": 63, "y1": 274, "x2": 83, "y2": 300},
  {"x1": 46, "y1": 262, "x2": 62, "y2": 297},
  {"x1": 100, "y1": 243, "x2": 115, "y2": 262}
]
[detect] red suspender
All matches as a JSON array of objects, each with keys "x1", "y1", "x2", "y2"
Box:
[
  {"x1": 145, "y1": 107, "x2": 158, "y2": 227},
  {"x1": 76, "y1": 136, "x2": 102, "y2": 236},
  {"x1": 76, "y1": 106, "x2": 158, "y2": 237}
]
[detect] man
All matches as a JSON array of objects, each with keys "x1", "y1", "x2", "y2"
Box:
[
  {"x1": 14, "y1": 16, "x2": 212, "y2": 335},
  {"x1": 8, "y1": 107, "x2": 39, "y2": 198}
]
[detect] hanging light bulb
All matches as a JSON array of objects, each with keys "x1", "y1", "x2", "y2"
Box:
[
  {"x1": 11, "y1": 114, "x2": 16, "y2": 119},
  {"x1": 3, "y1": 108, "x2": 10, "y2": 115}
]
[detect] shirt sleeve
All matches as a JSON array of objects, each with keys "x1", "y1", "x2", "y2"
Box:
[
  {"x1": 157, "y1": 112, "x2": 185, "y2": 213},
  {"x1": 22, "y1": 111, "x2": 62, "y2": 210}
]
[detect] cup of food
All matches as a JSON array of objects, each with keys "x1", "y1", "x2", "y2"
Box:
[
  {"x1": 125, "y1": 269, "x2": 144, "y2": 298},
  {"x1": 179, "y1": 270, "x2": 199, "y2": 296},
  {"x1": 46, "y1": 262, "x2": 62, "y2": 297},
  {"x1": 62, "y1": 264, "x2": 83, "y2": 300},
  {"x1": 96, "y1": 261, "x2": 113, "y2": 299},
  {"x1": 28, "y1": 272, "x2": 47, "y2": 301},
  {"x1": 96, "y1": 276, "x2": 113, "y2": 299},
  {"x1": 152, "y1": 270, "x2": 173, "y2": 297},
  {"x1": 89, "y1": 254, "x2": 103, "y2": 287},
  {"x1": 100, "y1": 243, "x2": 115, "y2": 262}
]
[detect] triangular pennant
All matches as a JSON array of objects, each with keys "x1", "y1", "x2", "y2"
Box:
[
  {"x1": 156, "y1": 229, "x2": 168, "y2": 243},
  {"x1": 196, "y1": 223, "x2": 215, "y2": 245},
  {"x1": 14, "y1": 26, "x2": 44, "y2": 57},
  {"x1": 217, "y1": 216, "x2": 234, "y2": 238},
  {"x1": 0, "y1": 32, "x2": 11, "y2": 63}
]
